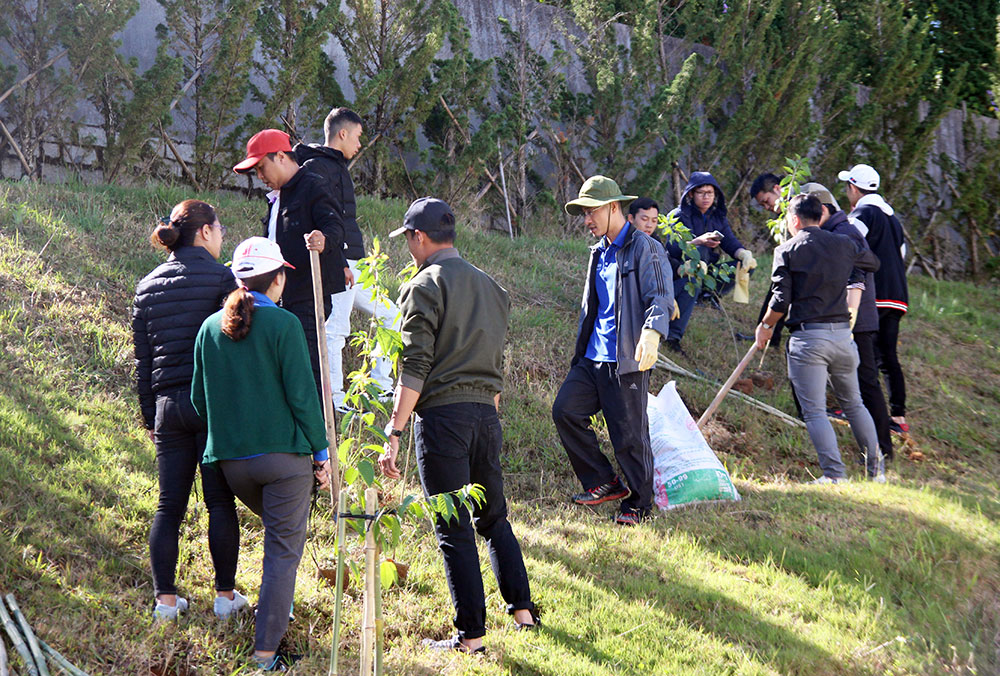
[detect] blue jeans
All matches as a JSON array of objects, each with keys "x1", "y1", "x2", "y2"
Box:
[
  {"x1": 786, "y1": 326, "x2": 882, "y2": 478},
  {"x1": 415, "y1": 402, "x2": 535, "y2": 640}
]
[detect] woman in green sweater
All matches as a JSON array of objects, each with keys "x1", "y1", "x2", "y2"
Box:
[{"x1": 192, "y1": 236, "x2": 331, "y2": 672}]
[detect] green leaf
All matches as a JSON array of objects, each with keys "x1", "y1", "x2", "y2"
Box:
[
  {"x1": 358, "y1": 458, "x2": 376, "y2": 486},
  {"x1": 338, "y1": 438, "x2": 354, "y2": 464},
  {"x1": 344, "y1": 466, "x2": 359, "y2": 486},
  {"x1": 380, "y1": 559, "x2": 398, "y2": 589}
]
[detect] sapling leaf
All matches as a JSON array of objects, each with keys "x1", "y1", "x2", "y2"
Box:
[{"x1": 380, "y1": 559, "x2": 398, "y2": 588}]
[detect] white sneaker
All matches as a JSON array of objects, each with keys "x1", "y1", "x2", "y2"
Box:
[
  {"x1": 808, "y1": 476, "x2": 849, "y2": 485},
  {"x1": 214, "y1": 590, "x2": 249, "y2": 618},
  {"x1": 871, "y1": 472, "x2": 887, "y2": 484},
  {"x1": 153, "y1": 596, "x2": 188, "y2": 621}
]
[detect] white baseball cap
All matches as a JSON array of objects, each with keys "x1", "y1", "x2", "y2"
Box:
[
  {"x1": 837, "y1": 164, "x2": 880, "y2": 191},
  {"x1": 231, "y1": 237, "x2": 295, "y2": 279}
]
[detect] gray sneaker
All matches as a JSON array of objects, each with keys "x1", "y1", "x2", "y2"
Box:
[
  {"x1": 153, "y1": 596, "x2": 188, "y2": 621},
  {"x1": 808, "y1": 475, "x2": 849, "y2": 485},
  {"x1": 871, "y1": 472, "x2": 887, "y2": 484},
  {"x1": 214, "y1": 590, "x2": 249, "y2": 618}
]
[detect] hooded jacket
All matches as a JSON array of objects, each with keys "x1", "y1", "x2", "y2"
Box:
[
  {"x1": 665, "y1": 172, "x2": 745, "y2": 274},
  {"x1": 821, "y1": 210, "x2": 879, "y2": 333},
  {"x1": 850, "y1": 194, "x2": 908, "y2": 313},
  {"x1": 293, "y1": 143, "x2": 365, "y2": 260},
  {"x1": 573, "y1": 226, "x2": 673, "y2": 376},
  {"x1": 132, "y1": 246, "x2": 237, "y2": 429}
]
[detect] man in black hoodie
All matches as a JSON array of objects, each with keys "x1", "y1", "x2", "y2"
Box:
[
  {"x1": 839, "y1": 164, "x2": 910, "y2": 434},
  {"x1": 295, "y1": 108, "x2": 400, "y2": 410}
]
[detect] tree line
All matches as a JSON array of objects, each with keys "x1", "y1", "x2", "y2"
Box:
[{"x1": 1, "y1": 0, "x2": 998, "y2": 277}]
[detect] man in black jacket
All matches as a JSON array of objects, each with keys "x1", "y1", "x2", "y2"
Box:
[
  {"x1": 756, "y1": 194, "x2": 884, "y2": 483},
  {"x1": 802, "y1": 182, "x2": 894, "y2": 462},
  {"x1": 839, "y1": 163, "x2": 910, "y2": 434},
  {"x1": 294, "y1": 108, "x2": 400, "y2": 409},
  {"x1": 234, "y1": 128, "x2": 347, "y2": 393}
]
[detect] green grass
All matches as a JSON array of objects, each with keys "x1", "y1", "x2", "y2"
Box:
[{"x1": 1, "y1": 179, "x2": 998, "y2": 675}]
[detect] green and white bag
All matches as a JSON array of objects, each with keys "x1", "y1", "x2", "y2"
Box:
[{"x1": 648, "y1": 382, "x2": 740, "y2": 510}]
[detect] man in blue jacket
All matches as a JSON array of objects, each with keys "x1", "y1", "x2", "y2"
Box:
[
  {"x1": 552, "y1": 176, "x2": 673, "y2": 525},
  {"x1": 665, "y1": 172, "x2": 757, "y2": 352}
]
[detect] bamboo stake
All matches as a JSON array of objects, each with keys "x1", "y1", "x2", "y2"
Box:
[
  {"x1": 360, "y1": 488, "x2": 378, "y2": 676},
  {"x1": 697, "y1": 343, "x2": 759, "y2": 428},
  {"x1": 309, "y1": 249, "x2": 340, "y2": 505},
  {"x1": 0, "y1": 49, "x2": 69, "y2": 107},
  {"x1": 0, "y1": 601, "x2": 37, "y2": 676},
  {"x1": 158, "y1": 122, "x2": 202, "y2": 193},
  {"x1": 374, "y1": 542, "x2": 384, "y2": 676},
  {"x1": 1, "y1": 627, "x2": 9, "y2": 676},
  {"x1": 328, "y1": 491, "x2": 348, "y2": 676},
  {"x1": 3, "y1": 597, "x2": 47, "y2": 676},
  {"x1": 36, "y1": 641, "x2": 88, "y2": 676}
]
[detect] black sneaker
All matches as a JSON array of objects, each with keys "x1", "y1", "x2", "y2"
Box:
[
  {"x1": 665, "y1": 339, "x2": 687, "y2": 357},
  {"x1": 514, "y1": 608, "x2": 541, "y2": 631},
  {"x1": 827, "y1": 407, "x2": 846, "y2": 421},
  {"x1": 614, "y1": 506, "x2": 649, "y2": 526},
  {"x1": 733, "y1": 330, "x2": 755, "y2": 341},
  {"x1": 422, "y1": 635, "x2": 485, "y2": 654},
  {"x1": 571, "y1": 477, "x2": 630, "y2": 505}
]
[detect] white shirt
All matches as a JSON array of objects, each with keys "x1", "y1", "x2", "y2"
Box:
[{"x1": 266, "y1": 189, "x2": 280, "y2": 241}]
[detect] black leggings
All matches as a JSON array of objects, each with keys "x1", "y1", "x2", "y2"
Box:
[
  {"x1": 876, "y1": 309, "x2": 906, "y2": 417},
  {"x1": 149, "y1": 389, "x2": 239, "y2": 597}
]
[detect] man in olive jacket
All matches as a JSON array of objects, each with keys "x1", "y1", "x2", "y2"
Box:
[
  {"x1": 378, "y1": 198, "x2": 537, "y2": 654},
  {"x1": 552, "y1": 176, "x2": 673, "y2": 526}
]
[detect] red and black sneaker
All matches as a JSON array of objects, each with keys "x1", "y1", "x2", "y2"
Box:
[
  {"x1": 571, "y1": 477, "x2": 630, "y2": 506},
  {"x1": 613, "y1": 506, "x2": 649, "y2": 526}
]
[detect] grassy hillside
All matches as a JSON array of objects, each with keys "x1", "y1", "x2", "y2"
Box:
[{"x1": 0, "y1": 179, "x2": 998, "y2": 675}]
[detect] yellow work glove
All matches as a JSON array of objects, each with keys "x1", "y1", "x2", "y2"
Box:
[
  {"x1": 736, "y1": 248, "x2": 757, "y2": 270},
  {"x1": 671, "y1": 300, "x2": 681, "y2": 320},
  {"x1": 849, "y1": 306, "x2": 858, "y2": 331},
  {"x1": 699, "y1": 260, "x2": 709, "y2": 275},
  {"x1": 634, "y1": 328, "x2": 660, "y2": 371},
  {"x1": 732, "y1": 262, "x2": 750, "y2": 304}
]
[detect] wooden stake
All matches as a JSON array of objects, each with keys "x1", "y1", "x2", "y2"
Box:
[
  {"x1": 374, "y1": 542, "x2": 384, "y2": 676},
  {"x1": 0, "y1": 49, "x2": 69, "y2": 107},
  {"x1": 0, "y1": 117, "x2": 33, "y2": 177},
  {"x1": 309, "y1": 249, "x2": 340, "y2": 505},
  {"x1": 158, "y1": 122, "x2": 202, "y2": 193},
  {"x1": 361, "y1": 487, "x2": 378, "y2": 675},
  {"x1": 328, "y1": 491, "x2": 348, "y2": 676},
  {"x1": 497, "y1": 140, "x2": 515, "y2": 239},
  {"x1": 697, "y1": 343, "x2": 760, "y2": 428}
]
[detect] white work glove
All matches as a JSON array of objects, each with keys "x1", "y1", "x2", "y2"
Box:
[
  {"x1": 735, "y1": 248, "x2": 757, "y2": 270},
  {"x1": 634, "y1": 328, "x2": 660, "y2": 371}
]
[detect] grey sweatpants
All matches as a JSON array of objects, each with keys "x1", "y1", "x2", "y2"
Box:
[
  {"x1": 219, "y1": 453, "x2": 313, "y2": 652},
  {"x1": 787, "y1": 327, "x2": 882, "y2": 479}
]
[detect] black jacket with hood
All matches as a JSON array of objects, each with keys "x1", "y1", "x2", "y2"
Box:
[
  {"x1": 293, "y1": 143, "x2": 365, "y2": 260},
  {"x1": 821, "y1": 210, "x2": 879, "y2": 333},
  {"x1": 850, "y1": 196, "x2": 908, "y2": 314},
  {"x1": 665, "y1": 172, "x2": 745, "y2": 275}
]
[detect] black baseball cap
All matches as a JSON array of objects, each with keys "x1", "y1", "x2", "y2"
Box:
[{"x1": 389, "y1": 197, "x2": 454, "y2": 237}]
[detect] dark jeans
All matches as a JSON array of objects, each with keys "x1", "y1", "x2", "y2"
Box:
[
  {"x1": 854, "y1": 331, "x2": 894, "y2": 459},
  {"x1": 876, "y1": 308, "x2": 906, "y2": 417},
  {"x1": 552, "y1": 359, "x2": 653, "y2": 513},
  {"x1": 219, "y1": 453, "x2": 313, "y2": 652},
  {"x1": 149, "y1": 389, "x2": 239, "y2": 597},
  {"x1": 414, "y1": 403, "x2": 534, "y2": 640},
  {"x1": 282, "y1": 295, "x2": 333, "y2": 399},
  {"x1": 668, "y1": 261, "x2": 741, "y2": 342}
]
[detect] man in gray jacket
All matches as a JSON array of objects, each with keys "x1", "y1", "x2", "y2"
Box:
[{"x1": 552, "y1": 176, "x2": 673, "y2": 525}]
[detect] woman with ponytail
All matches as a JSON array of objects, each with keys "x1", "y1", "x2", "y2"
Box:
[
  {"x1": 131, "y1": 199, "x2": 245, "y2": 621},
  {"x1": 191, "y1": 237, "x2": 331, "y2": 672}
]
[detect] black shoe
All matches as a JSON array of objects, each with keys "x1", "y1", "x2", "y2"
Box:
[
  {"x1": 614, "y1": 506, "x2": 649, "y2": 526},
  {"x1": 827, "y1": 407, "x2": 846, "y2": 421},
  {"x1": 733, "y1": 331, "x2": 755, "y2": 341},
  {"x1": 665, "y1": 339, "x2": 687, "y2": 357},
  {"x1": 422, "y1": 635, "x2": 485, "y2": 654},
  {"x1": 514, "y1": 609, "x2": 541, "y2": 631},
  {"x1": 571, "y1": 477, "x2": 630, "y2": 506}
]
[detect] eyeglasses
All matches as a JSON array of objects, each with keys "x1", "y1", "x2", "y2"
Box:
[
  {"x1": 215, "y1": 223, "x2": 228, "y2": 237},
  {"x1": 693, "y1": 189, "x2": 715, "y2": 197}
]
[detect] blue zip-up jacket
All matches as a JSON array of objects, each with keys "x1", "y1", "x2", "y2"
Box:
[
  {"x1": 572, "y1": 227, "x2": 673, "y2": 376},
  {"x1": 665, "y1": 172, "x2": 744, "y2": 275}
]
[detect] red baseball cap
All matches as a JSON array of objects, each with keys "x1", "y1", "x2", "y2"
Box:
[{"x1": 233, "y1": 129, "x2": 292, "y2": 173}]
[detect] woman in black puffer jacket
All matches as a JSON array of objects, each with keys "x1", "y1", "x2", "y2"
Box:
[{"x1": 132, "y1": 199, "x2": 244, "y2": 621}]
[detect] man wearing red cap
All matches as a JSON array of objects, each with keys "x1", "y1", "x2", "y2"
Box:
[{"x1": 234, "y1": 129, "x2": 348, "y2": 393}]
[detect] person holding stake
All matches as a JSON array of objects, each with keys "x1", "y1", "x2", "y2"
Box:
[
  {"x1": 552, "y1": 176, "x2": 673, "y2": 525},
  {"x1": 192, "y1": 237, "x2": 331, "y2": 672},
  {"x1": 755, "y1": 194, "x2": 885, "y2": 483},
  {"x1": 378, "y1": 197, "x2": 538, "y2": 653},
  {"x1": 131, "y1": 199, "x2": 244, "y2": 621}
]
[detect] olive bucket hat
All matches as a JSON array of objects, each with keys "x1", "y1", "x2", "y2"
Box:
[{"x1": 564, "y1": 175, "x2": 637, "y2": 216}]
